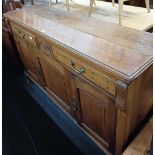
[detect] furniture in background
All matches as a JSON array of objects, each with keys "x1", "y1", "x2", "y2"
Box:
[
  {"x1": 18, "y1": 0, "x2": 34, "y2": 5},
  {"x1": 2, "y1": 0, "x2": 23, "y2": 69},
  {"x1": 48, "y1": 0, "x2": 96, "y2": 12},
  {"x1": 66, "y1": 0, "x2": 97, "y2": 11},
  {"x1": 3, "y1": 0, "x2": 17, "y2": 13},
  {"x1": 129, "y1": 0, "x2": 152, "y2": 8},
  {"x1": 2, "y1": 0, "x2": 33, "y2": 70},
  {"x1": 89, "y1": 0, "x2": 150, "y2": 25},
  {"x1": 31, "y1": 0, "x2": 34, "y2": 5},
  {"x1": 49, "y1": 0, "x2": 58, "y2": 6},
  {"x1": 49, "y1": 0, "x2": 151, "y2": 26},
  {"x1": 89, "y1": 0, "x2": 115, "y2": 16}
]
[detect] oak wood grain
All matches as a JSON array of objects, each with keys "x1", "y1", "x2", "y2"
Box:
[
  {"x1": 5, "y1": 7, "x2": 153, "y2": 155},
  {"x1": 4, "y1": 6, "x2": 152, "y2": 81},
  {"x1": 72, "y1": 75, "x2": 116, "y2": 151},
  {"x1": 39, "y1": 57, "x2": 71, "y2": 112}
]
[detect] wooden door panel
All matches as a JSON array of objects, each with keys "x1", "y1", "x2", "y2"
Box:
[
  {"x1": 78, "y1": 87, "x2": 110, "y2": 146},
  {"x1": 27, "y1": 45, "x2": 45, "y2": 86},
  {"x1": 75, "y1": 77, "x2": 109, "y2": 105},
  {"x1": 80, "y1": 90, "x2": 105, "y2": 139},
  {"x1": 71, "y1": 75, "x2": 116, "y2": 150},
  {"x1": 39, "y1": 58, "x2": 70, "y2": 108},
  {"x1": 14, "y1": 37, "x2": 38, "y2": 79},
  {"x1": 16, "y1": 39, "x2": 33, "y2": 71},
  {"x1": 14, "y1": 36, "x2": 45, "y2": 85}
]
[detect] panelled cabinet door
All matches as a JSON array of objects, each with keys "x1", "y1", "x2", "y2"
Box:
[
  {"x1": 39, "y1": 57, "x2": 71, "y2": 113},
  {"x1": 14, "y1": 36, "x2": 45, "y2": 85},
  {"x1": 70, "y1": 73, "x2": 117, "y2": 153},
  {"x1": 14, "y1": 36, "x2": 34, "y2": 72}
]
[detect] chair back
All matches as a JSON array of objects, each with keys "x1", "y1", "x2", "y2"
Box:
[{"x1": 2, "y1": 0, "x2": 16, "y2": 13}]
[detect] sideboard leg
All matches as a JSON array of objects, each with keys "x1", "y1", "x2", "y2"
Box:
[{"x1": 115, "y1": 110, "x2": 126, "y2": 155}]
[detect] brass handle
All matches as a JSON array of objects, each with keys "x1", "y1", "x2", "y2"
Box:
[
  {"x1": 69, "y1": 60, "x2": 86, "y2": 75},
  {"x1": 79, "y1": 67, "x2": 86, "y2": 74},
  {"x1": 72, "y1": 102, "x2": 78, "y2": 111},
  {"x1": 18, "y1": 30, "x2": 25, "y2": 38}
]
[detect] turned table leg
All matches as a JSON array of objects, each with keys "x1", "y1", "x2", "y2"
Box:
[
  {"x1": 89, "y1": 0, "x2": 95, "y2": 16},
  {"x1": 112, "y1": 0, "x2": 115, "y2": 7},
  {"x1": 118, "y1": 0, "x2": 123, "y2": 26},
  {"x1": 49, "y1": 0, "x2": 51, "y2": 6},
  {"x1": 31, "y1": 0, "x2": 34, "y2": 5},
  {"x1": 93, "y1": 0, "x2": 96, "y2": 6},
  {"x1": 66, "y1": 0, "x2": 70, "y2": 11},
  {"x1": 145, "y1": 0, "x2": 150, "y2": 13}
]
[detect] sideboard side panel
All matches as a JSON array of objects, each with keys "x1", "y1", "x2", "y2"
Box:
[{"x1": 124, "y1": 64, "x2": 153, "y2": 143}]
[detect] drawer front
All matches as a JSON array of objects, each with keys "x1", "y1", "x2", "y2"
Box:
[
  {"x1": 10, "y1": 22, "x2": 36, "y2": 45},
  {"x1": 36, "y1": 37, "x2": 53, "y2": 57},
  {"x1": 53, "y1": 46, "x2": 115, "y2": 95}
]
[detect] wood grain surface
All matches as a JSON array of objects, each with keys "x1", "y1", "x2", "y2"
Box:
[{"x1": 4, "y1": 6, "x2": 152, "y2": 81}]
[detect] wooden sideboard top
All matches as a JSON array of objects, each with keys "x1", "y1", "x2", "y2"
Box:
[{"x1": 4, "y1": 5, "x2": 152, "y2": 81}]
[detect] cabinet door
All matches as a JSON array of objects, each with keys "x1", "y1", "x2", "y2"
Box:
[
  {"x1": 70, "y1": 73, "x2": 116, "y2": 152},
  {"x1": 14, "y1": 36, "x2": 45, "y2": 85},
  {"x1": 39, "y1": 57, "x2": 71, "y2": 113}
]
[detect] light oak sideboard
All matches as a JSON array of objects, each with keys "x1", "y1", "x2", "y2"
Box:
[{"x1": 4, "y1": 6, "x2": 153, "y2": 155}]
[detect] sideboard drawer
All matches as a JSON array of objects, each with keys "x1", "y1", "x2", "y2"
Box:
[
  {"x1": 53, "y1": 45, "x2": 115, "y2": 95},
  {"x1": 36, "y1": 37, "x2": 53, "y2": 57},
  {"x1": 10, "y1": 23, "x2": 36, "y2": 45}
]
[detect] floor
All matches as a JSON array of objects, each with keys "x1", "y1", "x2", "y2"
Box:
[
  {"x1": 25, "y1": 0, "x2": 153, "y2": 31},
  {"x1": 123, "y1": 117, "x2": 153, "y2": 155},
  {"x1": 3, "y1": 94, "x2": 36, "y2": 155},
  {"x1": 2, "y1": 51, "x2": 106, "y2": 155}
]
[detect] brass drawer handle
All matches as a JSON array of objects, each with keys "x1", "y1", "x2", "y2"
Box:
[
  {"x1": 69, "y1": 60, "x2": 86, "y2": 74},
  {"x1": 18, "y1": 30, "x2": 25, "y2": 38},
  {"x1": 79, "y1": 67, "x2": 86, "y2": 74},
  {"x1": 19, "y1": 33, "x2": 25, "y2": 38},
  {"x1": 72, "y1": 102, "x2": 78, "y2": 111}
]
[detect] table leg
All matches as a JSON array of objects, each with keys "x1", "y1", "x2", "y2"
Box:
[
  {"x1": 66, "y1": 0, "x2": 70, "y2": 11},
  {"x1": 89, "y1": 0, "x2": 95, "y2": 16},
  {"x1": 145, "y1": 0, "x2": 150, "y2": 13},
  {"x1": 118, "y1": 0, "x2": 123, "y2": 26}
]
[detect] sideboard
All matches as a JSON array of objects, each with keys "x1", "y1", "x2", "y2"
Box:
[{"x1": 4, "y1": 6, "x2": 153, "y2": 155}]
